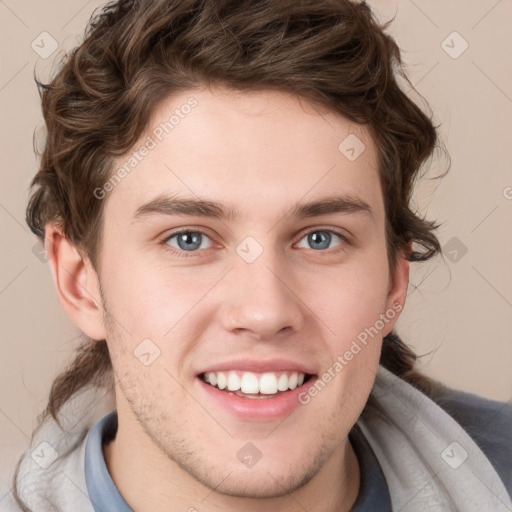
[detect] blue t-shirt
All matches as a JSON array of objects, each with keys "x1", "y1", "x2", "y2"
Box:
[
  {"x1": 84, "y1": 410, "x2": 130, "y2": 512},
  {"x1": 84, "y1": 386, "x2": 512, "y2": 511}
]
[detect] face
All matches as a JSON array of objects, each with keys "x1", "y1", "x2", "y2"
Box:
[{"x1": 95, "y1": 85, "x2": 407, "y2": 498}]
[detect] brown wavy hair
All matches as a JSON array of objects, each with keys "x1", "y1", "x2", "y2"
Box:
[{"x1": 15, "y1": 0, "x2": 448, "y2": 508}]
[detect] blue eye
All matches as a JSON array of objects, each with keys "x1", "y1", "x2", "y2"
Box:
[
  {"x1": 164, "y1": 231, "x2": 213, "y2": 253},
  {"x1": 160, "y1": 228, "x2": 347, "y2": 258},
  {"x1": 297, "y1": 230, "x2": 344, "y2": 251}
]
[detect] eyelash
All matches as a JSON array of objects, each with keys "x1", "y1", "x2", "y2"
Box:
[{"x1": 159, "y1": 228, "x2": 349, "y2": 259}]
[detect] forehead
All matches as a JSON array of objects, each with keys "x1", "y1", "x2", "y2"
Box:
[{"x1": 103, "y1": 86, "x2": 383, "y2": 226}]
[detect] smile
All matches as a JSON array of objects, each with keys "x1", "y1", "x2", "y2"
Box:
[
  {"x1": 200, "y1": 370, "x2": 313, "y2": 397},
  {"x1": 196, "y1": 367, "x2": 318, "y2": 421}
]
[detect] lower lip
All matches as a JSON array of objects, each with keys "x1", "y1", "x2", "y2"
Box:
[{"x1": 195, "y1": 376, "x2": 317, "y2": 422}]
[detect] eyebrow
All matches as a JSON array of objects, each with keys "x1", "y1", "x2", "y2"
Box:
[{"x1": 131, "y1": 193, "x2": 374, "y2": 224}]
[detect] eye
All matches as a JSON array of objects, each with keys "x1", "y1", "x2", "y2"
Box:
[
  {"x1": 162, "y1": 230, "x2": 214, "y2": 256},
  {"x1": 295, "y1": 229, "x2": 346, "y2": 251},
  {"x1": 160, "y1": 227, "x2": 348, "y2": 259}
]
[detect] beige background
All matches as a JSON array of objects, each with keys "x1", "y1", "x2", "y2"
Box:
[{"x1": 1, "y1": 0, "x2": 511, "y2": 499}]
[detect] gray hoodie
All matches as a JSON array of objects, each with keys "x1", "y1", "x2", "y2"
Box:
[{"x1": 3, "y1": 366, "x2": 511, "y2": 511}]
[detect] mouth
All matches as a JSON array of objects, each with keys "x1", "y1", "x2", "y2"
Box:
[
  {"x1": 195, "y1": 359, "x2": 319, "y2": 421},
  {"x1": 199, "y1": 370, "x2": 315, "y2": 399}
]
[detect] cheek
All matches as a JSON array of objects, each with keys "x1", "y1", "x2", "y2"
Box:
[
  {"x1": 311, "y1": 256, "x2": 389, "y2": 400},
  {"x1": 101, "y1": 254, "x2": 206, "y2": 331},
  {"x1": 330, "y1": 287, "x2": 387, "y2": 344},
  {"x1": 319, "y1": 261, "x2": 389, "y2": 341},
  {"x1": 100, "y1": 256, "x2": 222, "y2": 375}
]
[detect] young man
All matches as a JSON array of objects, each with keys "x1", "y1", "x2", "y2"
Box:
[{"x1": 7, "y1": 0, "x2": 511, "y2": 511}]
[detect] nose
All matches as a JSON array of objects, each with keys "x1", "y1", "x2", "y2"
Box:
[{"x1": 219, "y1": 250, "x2": 305, "y2": 341}]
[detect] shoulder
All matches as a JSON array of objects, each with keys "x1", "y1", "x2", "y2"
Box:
[{"x1": 429, "y1": 382, "x2": 512, "y2": 498}]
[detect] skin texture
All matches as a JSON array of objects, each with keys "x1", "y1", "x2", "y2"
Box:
[{"x1": 46, "y1": 85, "x2": 410, "y2": 512}]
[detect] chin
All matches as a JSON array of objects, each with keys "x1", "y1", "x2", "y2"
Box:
[{"x1": 201, "y1": 464, "x2": 316, "y2": 499}]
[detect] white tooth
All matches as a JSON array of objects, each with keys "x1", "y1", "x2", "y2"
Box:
[
  {"x1": 297, "y1": 373, "x2": 305, "y2": 386},
  {"x1": 217, "y1": 372, "x2": 227, "y2": 390},
  {"x1": 240, "y1": 372, "x2": 259, "y2": 393},
  {"x1": 277, "y1": 374, "x2": 289, "y2": 391},
  {"x1": 207, "y1": 372, "x2": 217, "y2": 386},
  {"x1": 288, "y1": 372, "x2": 298, "y2": 390},
  {"x1": 227, "y1": 371, "x2": 241, "y2": 391},
  {"x1": 259, "y1": 373, "x2": 278, "y2": 394}
]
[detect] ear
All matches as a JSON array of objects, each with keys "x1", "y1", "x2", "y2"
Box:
[
  {"x1": 44, "y1": 224, "x2": 107, "y2": 341},
  {"x1": 381, "y1": 242, "x2": 411, "y2": 337}
]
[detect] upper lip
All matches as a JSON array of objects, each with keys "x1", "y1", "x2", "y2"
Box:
[{"x1": 196, "y1": 358, "x2": 317, "y2": 376}]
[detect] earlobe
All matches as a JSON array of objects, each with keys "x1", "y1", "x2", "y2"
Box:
[
  {"x1": 382, "y1": 243, "x2": 412, "y2": 337},
  {"x1": 44, "y1": 224, "x2": 107, "y2": 341}
]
